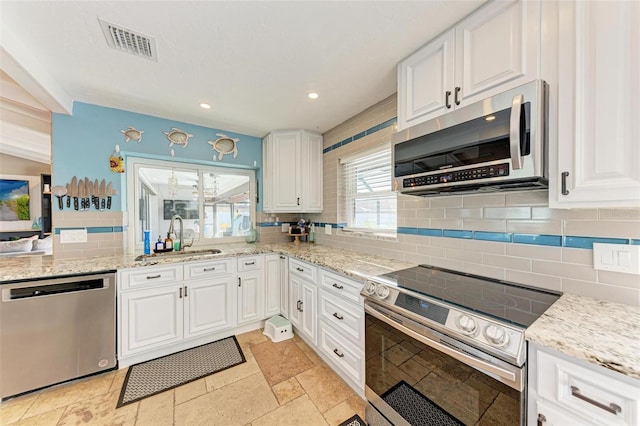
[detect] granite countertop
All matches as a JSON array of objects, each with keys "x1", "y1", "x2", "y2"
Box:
[
  {"x1": 2, "y1": 243, "x2": 638, "y2": 382},
  {"x1": 0, "y1": 242, "x2": 415, "y2": 284},
  {"x1": 526, "y1": 292, "x2": 640, "y2": 381}
]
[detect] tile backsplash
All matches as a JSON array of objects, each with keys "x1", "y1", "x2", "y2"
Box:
[{"x1": 313, "y1": 93, "x2": 640, "y2": 307}]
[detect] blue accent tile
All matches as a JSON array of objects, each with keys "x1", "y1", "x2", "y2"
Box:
[
  {"x1": 352, "y1": 131, "x2": 366, "y2": 141},
  {"x1": 380, "y1": 118, "x2": 397, "y2": 129},
  {"x1": 632, "y1": 240, "x2": 640, "y2": 245},
  {"x1": 322, "y1": 147, "x2": 331, "y2": 154},
  {"x1": 87, "y1": 227, "x2": 114, "y2": 233},
  {"x1": 563, "y1": 236, "x2": 629, "y2": 249},
  {"x1": 512, "y1": 234, "x2": 561, "y2": 246},
  {"x1": 367, "y1": 124, "x2": 382, "y2": 134},
  {"x1": 339, "y1": 137, "x2": 352, "y2": 147},
  {"x1": 397, "y1": 227, "x2": 419, "y2": 235},
  {"x1": 443, "y1": 229, "x2": 473, "y2": 239},
  {"x1": 418, "y1": 228, "x2": 443, "y2": 237},
  {"x1": 474, "y1": 231, "x2": 512, "y2": 243},
  {"x1": 113, "y1": 226, "x2": 124, "y2": 232},
  {"x1": 337, "y1": 223, "x2": 347, "y2": 228}
]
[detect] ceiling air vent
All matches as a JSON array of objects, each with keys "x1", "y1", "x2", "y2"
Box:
[{"x1": 98, "y1": 18, "x2": 158, "y2": 61}]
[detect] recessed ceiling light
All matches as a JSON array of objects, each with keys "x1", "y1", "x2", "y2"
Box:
[
  {"x1": 200, "y1": 103, "x2": 211, "y2": 109},
  {"x1": 307, "y1": 92, "x2": 319, "y2": 100}
]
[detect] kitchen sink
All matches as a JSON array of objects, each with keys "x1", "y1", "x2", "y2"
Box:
[{"x1": 135, "y1": 248, "x2": 222, "y2": 261}]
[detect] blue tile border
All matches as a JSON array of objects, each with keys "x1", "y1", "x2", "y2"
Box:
[
  {"x1": 54, "y1": 226, "x2": 124, "y2": 234},
  {"x1": 322, "y1": 117, "x2": 397, "y2": 154},
  {"x1": 322, "y1": 223, "x2": 633, "y2": 250}
]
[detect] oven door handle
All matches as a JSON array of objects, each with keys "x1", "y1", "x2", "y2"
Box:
[{"x1": 364, "y1": 304, "x2": 521, "y2": 389}]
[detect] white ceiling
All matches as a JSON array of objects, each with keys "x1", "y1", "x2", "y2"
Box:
[{"x1": 0, "y1": 1, "x2": 485, "y2": 138}]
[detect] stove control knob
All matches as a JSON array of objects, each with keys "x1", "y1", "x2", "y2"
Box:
[
  {"x1": 484, "y1": 325, "x2": 509, "y2": 347},
  {"x1": 456, "y1": 315, "x2": 477, "y2": 334},
  {"x1": 376, "y1": 285, "x2": 390, "y2": 299},
  {"x1": 364, "y1": 281, "x2": 377, "y2": 295}
]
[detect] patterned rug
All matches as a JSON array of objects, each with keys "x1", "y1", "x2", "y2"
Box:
[
  {"x1": 117, "y1": 336, "x2": 245, "y2": 407},
  {"x1": 338, "y1": 413, "x2": 366, "y2": 426},
  {"x1": 381, "y1": 380, "x2": 463, "y2": 426}
]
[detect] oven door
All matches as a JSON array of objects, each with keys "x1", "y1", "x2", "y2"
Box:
[{"x1": 364, "y1": 302, "x2": 525, "y2": 426}]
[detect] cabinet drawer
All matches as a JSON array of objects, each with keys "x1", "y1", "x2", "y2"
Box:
[
  {"x1": 319, "y1": 290, "x2": 363, "y2": 341},
  {"x1": 237, "y1": 255, "x2": 263, "y2": 272},
  {"x1": 319, "y1": 323, "x2": 363, "y2": 386},
  {"x1": 537, "y1": 349, "x2": 640, "y2": 426},
  {"x1": 320, "y1": 270, "x2": 363, "y2": 305},
  {"x1": 289, "y1": 258, "x2": 317, "y2": 282},
  {"x1": 119, "y1": 265, "x2": 183, "y2": 290},
  {"x1": 184, "y1": 259, "x2": 234, "y2": 279}
]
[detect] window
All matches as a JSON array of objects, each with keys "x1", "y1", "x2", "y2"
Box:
[
  {"x1": 340, "y1": 144, "x2": 396, "y2": 232},
  {"x1": 126, "y1": 156, "x2": 256, "y2": 251}
]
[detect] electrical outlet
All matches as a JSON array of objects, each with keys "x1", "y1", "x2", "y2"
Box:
[
  {"x1": 281, "y1": 223, "x2": 289, "y2": 233},
  {"x1": 60, "y1": 229, "x2": 88, "y2": 243},
  {"x1": 325, "y1": 224, "x2": 332, "y2": 235}
]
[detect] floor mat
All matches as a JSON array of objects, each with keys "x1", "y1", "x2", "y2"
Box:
[
  {"x1": 381, "y1": 380, "x2": 464, "y2": 426},
  {"x1": 117, "y1": 336, "x2": 245, "y2": 407},
  {"x1": 338, "y1": 413, "x2": 366, "y2": 426}
]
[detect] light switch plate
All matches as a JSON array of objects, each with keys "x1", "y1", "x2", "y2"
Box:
[
  {"x1": 60, "y1": 229, "x2": 88, "y2": 244},
  {"x1": 281, "y1": 223, "x2": 289, "y2": 233},
  {"x1": 325, "y1": 224, "x2": 332, "y2": 235},
  {"x1": 593, "y1": 243, "x2": 640, "y2": 274}
]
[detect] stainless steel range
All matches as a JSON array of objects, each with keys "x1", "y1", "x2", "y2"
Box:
[{"x1": 361, "y1": 265, "x2": 561, "y2": 426}]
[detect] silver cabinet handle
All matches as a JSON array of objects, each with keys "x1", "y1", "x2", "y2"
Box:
[
  {"x1": 333, "y1": 348, "x2": 344, "y2": 358},
  {"x1": 296, "y1": 300, "x2": 301, "y2": 311},
  {"x1": 203, "y1": 267, "x2": 216, "y2": 272},
  {"x1": 454, "y1": 86, "x2": 461, "y2": 105},
  {"x1": 537, "y1": 413, "x2": 546, "y2": 426},
  {"x1": 179, "y1": 287, "x2": 183, "y2": 298},
  {"x1": 332, "y1": 283, "x2": 343, "y2": 290},
  {"x1": 299, "y1": 301, "x2": 303, "y2": 312},
  {"x1": 570, "y1": 385, "x2": 622, "y2": 415},
  {"x1": 297, "y1": 197, "x2": 300, "y2": 206},
  {"x1": 296, "y1": 267, "x2": 304, "y2": 272},
  {"x1": 445, "y1": 90, "x2": 452, "y2": 109},
  {"x1": 146, "y1": 274, "x2": 161, "y2": 279},
  {"x1": 561, "y1": 171, "x2": 570, "y2": 195},
  {"x1": 184, "y1": 286, "x2": 188, "y2": 297},
  {"x1": 509, "y1": 93, "x2": 525, "y2": 170},
  {"x1": 244, "y1": 261, "x2": 255, "y2": 266},
  {"x1": 238, "y1": 277, "x2": 241, "y2": 287}
]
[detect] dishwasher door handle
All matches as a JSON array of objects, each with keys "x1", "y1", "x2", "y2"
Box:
[{"x1": 5, "y1": 279, "x2": 106, "y2": 300}]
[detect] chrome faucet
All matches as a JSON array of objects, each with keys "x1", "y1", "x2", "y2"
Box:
[{"x1": 168, "y1": 214, "x2": 184, "y2": 251}]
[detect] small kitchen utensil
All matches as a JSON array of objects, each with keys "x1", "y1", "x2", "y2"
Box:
[
  {"x1": 87, "y1": 180, "x2": 93, "y2": 209},
  {"x1": 65, "y1": 183, "x2": 71, "y2": 208},
  {"x1": 70, "y1": 176, "x2": 78, "y2": 210},
  {"x1": 78, "y1": 180, "x2": 86, "y2": 210},
  {"x1": 99, "y1": 179, "x2": 106, "y2": 210},
  {"x1": 93, "y1": 179, "x2": 100, "y2": 209},
  {"x1": 84, "y1": 177, "x2": 91, "y2": 209},
  {"x1": 106, "y1": 182, "x2": 113, "y2": 210},
  {"x1": 52, "y1": 185, "x2": 67, "y2": 210}
]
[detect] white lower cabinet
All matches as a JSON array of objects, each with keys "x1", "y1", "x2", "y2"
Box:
[
  {"x1": 288, "y1": 272, "x2": 317, "y2": 346},
  {"x1": 237, "y1": 256, "x2": 264, "y2": 325},
  {"x1": 185, "y1": 276, "x2": 234, "y2": 338},
  {"x1": 529, "y1": 343, "x2": 640, "y2": 426},
  {"x1": 120, "y1": 283, "x2": 184, "y2": 356},
  {"x1": 264, "y1": 254, "x2": 287, "y2": 318}
]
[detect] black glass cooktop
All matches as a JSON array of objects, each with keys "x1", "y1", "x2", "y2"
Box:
[{"x1": 374, "y1": 264, "x2": 561, "y2": 327}]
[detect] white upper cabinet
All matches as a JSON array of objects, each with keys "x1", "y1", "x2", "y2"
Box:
[
  {"x1": 397, "y1": 0, "x2": 540, "y2": 130},
  {"x1": 262, "y1": 130, "x2": 323, "y2": 213},
  {"x1": 549, "y1": 0, "x2": 640, "y2": 207}
]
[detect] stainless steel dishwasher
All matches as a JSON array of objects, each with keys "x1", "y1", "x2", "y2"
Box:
[{"x1": 0, "y1": 272, "x2": 116, "y2": 399}]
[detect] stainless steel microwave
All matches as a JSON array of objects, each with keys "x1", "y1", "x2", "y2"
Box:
[{"x1": 393, "y1": 80, "x2": 548, "y2": 196}]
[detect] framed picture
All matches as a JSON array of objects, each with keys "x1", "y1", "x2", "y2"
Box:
[
  {"x1": 163, "y1": 200, "x2": 199, "y2": 220},
  {"x1": 0, "y1": 179, "x2": 30, "y2": 221}
]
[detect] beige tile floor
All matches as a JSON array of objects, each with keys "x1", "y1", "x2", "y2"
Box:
[{"x1": 0, "y1": 330, "x2": 366, "y2": 426}]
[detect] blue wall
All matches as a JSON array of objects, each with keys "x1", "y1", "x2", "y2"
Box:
[{"x1": 52, "y1": 102, "x2": 263, "y2": 211}]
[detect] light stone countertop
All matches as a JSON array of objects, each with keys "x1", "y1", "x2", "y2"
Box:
[
  {"x1": 2, "y1": 243, "x2": 638, "y2": 382},
  {"x1": 526, "y1": 292, "x2": 640, "y2": 381},
  {"x1": 0, "y1": 242, "x2": 415, "y2": 284}
]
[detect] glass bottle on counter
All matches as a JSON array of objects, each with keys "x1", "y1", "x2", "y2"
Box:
[
  {"x1": 164, "y1": 233, "x2": 173, "y2": 251},
  {"x1": 309, "y1": 223, "x2": 315, "y2": 243},
  {"x1": 155, "y1": 236, "x2": 165, "y2": 251}
]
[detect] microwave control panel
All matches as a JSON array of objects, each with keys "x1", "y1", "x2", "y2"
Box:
[{"x1": 402, "y1": 163, "x2": 510, "y2": 188}]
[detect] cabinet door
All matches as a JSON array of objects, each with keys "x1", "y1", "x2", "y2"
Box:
[
  {"x1": 120, "y1": 284, "x2": 183, "y2": 356},
  {"x1": 264, "y1": 254, "x2": 282, "y2": 318},
  {"x1": 454, "y1": 0, "x2": 539, "y2": 105},
  {"x1": 262, "y1": 134, "x2": 273, "y2": 212},
  {"x1": 270, "y1": 131, "x2": 302, "y2": 212},
  {"x1": 300, "y1": 281, "x2": 317, "y2": 345},
  {"x1": 237, "y1": 270, "x2": 264, "y2": 325},
  {"x1": 279, "y1": 255, "x2": 289, "y2": 318},
  {"x1": 551, "y1": 0, "x2": 640, "y2": 207},
  {"x1": 301, "y1": 132, "x2": 323, "y2": 212},
  {"x1": 288, "y1": 275, "x2": 302, "y2": 328},
  {"x1": 397, "y1": 28, "x2": 455, "y2": 130},
  {"x1": 184, "y1": 276, "x2": 234, "y2": 338}
]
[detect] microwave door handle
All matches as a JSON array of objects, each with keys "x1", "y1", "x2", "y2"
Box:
[{"x1": 510, "y1": 94, "x2": 524, "y2": 170}]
